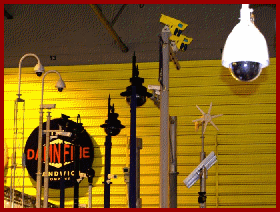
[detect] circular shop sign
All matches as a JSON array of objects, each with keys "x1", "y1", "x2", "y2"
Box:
[{"x1": 24, "y1": 118, "x2": 94, "y2": 189}]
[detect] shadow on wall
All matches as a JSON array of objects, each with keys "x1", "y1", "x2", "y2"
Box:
[{"x1": 219, "y1": 66, "x2": 269, "y2": 96}]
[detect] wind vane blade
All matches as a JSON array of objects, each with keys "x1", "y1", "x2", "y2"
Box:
[
  {"x1": 208, "y1": 102, "x2": 212, "y2": 114},
  {"x1": 211, "y1": 114, "x2": 223, "y2": 119},
  {"x1": 203, "y1": 122, "x2": 208, "y2": 133},
  {"x1": 192, "y1": 117, "x2": 204, "y2": 123},
  {"x1": 196, "y1": 105, "x2": 205, "y2": 115},
  {"x1": 210, "y1": 120, "x2": 219, "y2": 131}
]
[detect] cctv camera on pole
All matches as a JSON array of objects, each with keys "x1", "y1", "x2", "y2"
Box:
[{"x1": 158, "y1": 14, "x2": 193, "y2": 208}]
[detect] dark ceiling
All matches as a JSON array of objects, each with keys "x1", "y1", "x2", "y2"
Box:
[{"x1": 4, "y1": 4, "x2": 276, "y2": 68}]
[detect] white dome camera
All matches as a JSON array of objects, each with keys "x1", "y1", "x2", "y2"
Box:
[
  {"x1": 55, "y1": 78, "x2": 66, "y2": 92},
  {"x1": 229, "y1": 61, "x2": 262, "y2": 82},
  {"x1": 34, "y1": 62, "x2": 45, "y2": 77},
  {"x1": 222, "y1": 4, "x2": 269, "y2": 82}
]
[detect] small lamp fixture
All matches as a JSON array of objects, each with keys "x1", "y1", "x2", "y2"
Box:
[
  {"x1": 222, "y1": 4, "x2": 269, "y2": 82},
  {"x1": 120, "y1": 52, "x2": 152, "y2": 107},
  {"x1": 100, "y1": 95, "x2": 125, "y2": 136}
]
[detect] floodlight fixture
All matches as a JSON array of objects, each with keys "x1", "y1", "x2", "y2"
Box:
[
  {"x1": 222, "y1": 4, "x2": 269, "y2": 82},
  {"x1": 183, "y1": 151, "x2": 217, "y2": 189}
]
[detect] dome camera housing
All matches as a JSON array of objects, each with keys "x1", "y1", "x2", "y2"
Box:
[
  {"x1": 35, "y1": 71, "x2": 43, "y2": 77},
  {"x1": 57, "y1": 87, "x2": 64, "y2": 92},
  {"x1": 34, "y1": 63, "x2": 45, "y2": 77},
  {"x1": 55, "y1": 79, "x2": 66, "y2": 92},
  {"x1": 222, "y1": 5, "x2": 269, "y2": 82},
  {"x1": 229, "y1": 61, "x2": 262, "y2": 82}
]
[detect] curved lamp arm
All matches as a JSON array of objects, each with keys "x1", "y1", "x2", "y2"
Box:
[
  {"x1": 41, "y1": 70, "x2": 65, "y2": 108},
  {"x1": 17, "y1": 53, "x2": 42, "y2": 99}
]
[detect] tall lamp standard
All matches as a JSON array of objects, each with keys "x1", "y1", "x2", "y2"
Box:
[
  {"x1": 36, "y1": 70, "x2": 66, "y2": 208},
  {"x1": 10, "y1": 53, "x2": 44, "y2": 208},
  {"x1": 120, "y1": 52, "x2": 152, "y2": 208}
]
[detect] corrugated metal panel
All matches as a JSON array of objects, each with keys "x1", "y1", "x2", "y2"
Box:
[{"x1": 4, "y1": 58, "x2": 276, "y2": 208}]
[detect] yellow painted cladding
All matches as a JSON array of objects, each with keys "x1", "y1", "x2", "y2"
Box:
[{"x1": 4, "y1": 58, "x2": 276, "y2": 208}]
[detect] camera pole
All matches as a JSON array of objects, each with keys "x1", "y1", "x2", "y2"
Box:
[
  {"x1": 129, "y1": 85, "x2": 137, "y2": 208},
  {"x1": 43, "y1": 110, "x2": 52, "y2": 208},
  {"x1": 120, "y1": 53, "x2": 151, "y2": 208},
  {"x1": 101, "y1": 95, "x2": 125, "y2": 208},
  {"x1": 169, "y1": 116, "x2": 178, "y2": 208},
  {"x1": 159, "y1": 25, "x2": 171, "y2": 208},
  {"x1": 86, "y1": 168, "x2": 95, "y2": 208},
  {"x1": 60, "y1": 136, "x2": 65, "y2": 208},
  {"x1": 199, "y1": 122, "x2": 207, "y2": 208},
  {"x1": 74, "y1": 115, "x2": 82, "y2": 208},
  {"x1": 104, "y1": 135, "x2": 112, "y2": 208}
]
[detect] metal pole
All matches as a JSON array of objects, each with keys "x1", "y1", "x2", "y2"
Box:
[
  {"x1": 43, "y1": 111, "x2": 51, "y2": 208},
  {"x1": 160, "y1": 25, "x2": 171, "y2": 208},
  {"x1": 36, "y1": 107, "x2": 43, "y2": 208},
  {"x1": 74, "y1": 142, "x2": 80, "y2": 208},
  {"x1": 60, "y1": 126, "x2": 65, "y2": 208},
  {"x1": 104, "y1": 135, "x2": 112, "y2": 208},
  {"x1": 169, "y1": 116, "x2": 178, "y2": 208},
  {"x1": 129, "y1": 85, "x2": 137, "y2": 208},
  {"x1": 88, "y1": 184, "x2": 93, "y2": 208},
  {"x1": 136, "y1": 138, "x2": 142, "y2": 208},
  {"x1": 199, "y1": 122, "x2": 206, "y2": 208}
]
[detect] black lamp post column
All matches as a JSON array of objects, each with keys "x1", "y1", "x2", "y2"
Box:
[
  {"x1": 120, "y1": 52, "x2": 152, "y2": 208},
  {"x1": 129, "y1": 85, "x2": 137, "y2": 208},
  {"x1": 101, "y1": 95, "x2": 125, "y2": 208},
  {"x1": 104, "y1": 135, "x2": 112, "y2": 208}
]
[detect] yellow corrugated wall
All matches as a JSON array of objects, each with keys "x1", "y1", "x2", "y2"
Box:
[{"x1": 4, "y1": 58, "x2": 276, "y2": 208}]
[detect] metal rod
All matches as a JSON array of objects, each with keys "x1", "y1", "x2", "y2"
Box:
[
  {"x1": 89, "y1": 4, "x2": 129, "y2": 53},
  {"x1": 88, "y1": 184, "x2": 93, "y2": 208},
  {"x1": 21, "y1": 100, "x2": 26, "y2": 208},
  {"x1": 136, "y1": 138, "x2": 142, "y2": 208},
  {"x1": 60, "y1": 128, "x2": 65, "y2": 208},
  {"x1": 111, "y1": 4, "x2": 127, "y2": 26},
  {"x1": 159, "y1": 26, "x2": 171, "y2": 208},
  {"x1": 104, "y1": 135, "x2": 112, "y2": 208},
  {"x1": 74, "y1": 142, "x2": 80, "y2": 208},
  {"x1": 199, "y1": 122, "x2": 206, "y2": 208},
  {"x1": 43, "y1": 111, "x2": 51, "y2": 208},
  {"x1": 169, "y1": 116, "x2": 178, "y2": 208},
  {"x1": 36, "y1": 108, "x2": 43, "y2": 208},
  {"x1": 129, "y1": 85, "x2": 137, "y2": 208}
]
